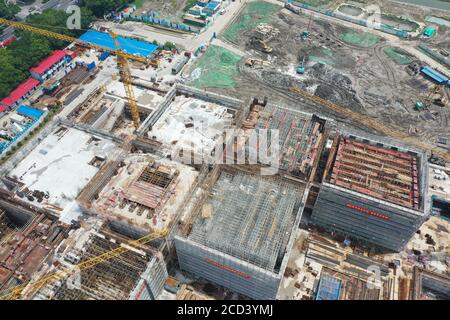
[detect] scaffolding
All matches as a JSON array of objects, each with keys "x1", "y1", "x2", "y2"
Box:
[
  {"x1": 413, "y1": 267, "x2": 450, "y2": 300},
  {"x1": 188, "y1": 170, "x2": 303, "y2": 273},
  {"x1": 124, "y1": 164, "x2": 178, "y2": 210},
  {"x1": 48, "y1": 234, "x2": 155, "y2": 300}
]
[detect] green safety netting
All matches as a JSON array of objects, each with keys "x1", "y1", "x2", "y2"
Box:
[
  {"x1": 222, "y1": 1, "x2": 280, "y2": 43},
  {"x1": 190, "y1": 45, "x2": 241, "y2": 89},
  {"x1": 340, "y1": 31, "x2": 382, "y2": 47},
  {"x1": 383, "y1": 47, "x2": 414, "y2": 65}
]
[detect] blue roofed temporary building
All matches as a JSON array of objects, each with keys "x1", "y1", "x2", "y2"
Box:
[
  {"x1": 203, "y1": 1, "x2": 221, "y2": 16},
  {"x1": 420, "y1": 66, "x2": 449, "y2": 85},
  {"x1": 197, "y1": 0, "x2": 209, "y2": 7},
  {"x1": 315, "y1": 275, "x2": 342, "y2": 300},
  {"x1": 99, "y1": 51, "x2": 110, "y2": 61},
  {"x1": 423, "y1": 26, "x2": 436, "y2": 38},
  {"x1": 16, "y1": 105, "x2": 44, "y2": 120},
  {"x1": 79, "y1": 30, "x2": 159, "y2": 57}
]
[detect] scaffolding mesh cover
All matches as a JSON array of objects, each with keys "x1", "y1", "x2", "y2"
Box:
[{"x1": 188, "y1": 171, "x2": 302, "y2": 272}]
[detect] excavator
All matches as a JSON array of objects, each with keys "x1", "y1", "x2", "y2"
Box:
[
  {"x1": 258, "y1": 39, "x2": 273, "y2": 54},
  {"x1": 245, "y1": 57, "x2": 269, "y2": 68},
  {"x1": 0, "y1": 17, "x2": 159, "y2": 129},
  {"x1": 415, "y1": 84, "x2": 448, "y2": 111},
  {"x1": 250, "y1": 35, "x2": 272, "y2": 54}
]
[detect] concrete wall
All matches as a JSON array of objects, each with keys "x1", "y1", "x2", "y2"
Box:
[{"x1": 175, "y1": 236, "x2": 281, "y2": 300}]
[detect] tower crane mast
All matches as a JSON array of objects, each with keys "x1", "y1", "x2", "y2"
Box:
[{"x1": 0, "y1": 17, "x2": 146, "y2": 128}]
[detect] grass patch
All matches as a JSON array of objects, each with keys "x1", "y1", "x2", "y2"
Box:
[
  {"x1": 184, "y1": 0, "x2": 198, "y2": 11},
  {"x1": 294, "y1": 0, "x2": 333, "y2": 7},
  {"x1": 189, "y1": 45, "x2": 241, "y2": 89},
  {"x1": 133, "y1": 0, "x2": 144, "y2": 9},
  {"x1": 308, "y1": 48, "x2": 336, "y2": 66}
]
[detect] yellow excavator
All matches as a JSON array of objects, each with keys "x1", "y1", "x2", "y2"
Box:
[
  {"x1": 258, "y1": 39, "x2": 273, "y2": 54},
  {"x1": 0, "y1": 17, "x2": 154, "y2": 129}
]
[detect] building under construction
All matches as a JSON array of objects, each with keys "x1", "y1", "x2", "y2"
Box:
[
  {"x1": 0, "y1": 197, "x2": 70, "y2": 295},
  {"x1": 240, "y1": 98, "x2": 327, "y2": 180},
  {"x1": 175, "y1": 166, "x2": 308, "y2": 300},
  {"x1": 79, "y1": 154, "x2": 198, "y2": 233},
  {"x1": 412, "y1": 267, "x2": 450, "y2": 300},
  {"x1": 311, "y1": 130, "x2": 429, "y2": 252},
  {"x1": 33, "y1": 222, "x2": 168, "y2": 300}
]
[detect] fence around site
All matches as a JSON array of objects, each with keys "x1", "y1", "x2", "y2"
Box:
[{"x1": 122, "y1": 12, "x2": 202, "y2": 34}]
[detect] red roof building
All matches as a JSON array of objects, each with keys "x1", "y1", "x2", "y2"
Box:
[
  {"x1": 0, "y1": 36, "x2": 16, "y2": 48},
  {"x1": 0, "y1": 78, "x2": 40, "y2": 110},
  {"x1": 30, "y1": 50, "x2": 70, "y2": 81}
]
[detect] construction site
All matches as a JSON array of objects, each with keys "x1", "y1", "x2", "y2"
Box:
[
  {"x1": 29, "y1": 219, "x2": 168, "y2": 300},
  {"x1": 3, "y1": 125, "x2": 123, "y2": 221},
  {"x1": 240, "y1": 97, "x2": 327, "y2": 179},
  {"x1": 142, "y1": 84, "x2": 242, "y2": 161},
  {"x1": 85, "y1": 154, "x2": 198, "y2": 231},
  {"x1": 0, "y1": 200, "x2": 70, "y2": 294},
  {"x1": 185, "y1": 0, "x2": 450, "y2": 158},
  {"x1": 0, "y1": 0, "x2": 447, "y2": 302}
]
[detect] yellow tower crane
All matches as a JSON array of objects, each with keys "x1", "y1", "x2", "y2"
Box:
[
  {"x1": 0, "y1": 228, "x2": 169, "y2": 300},
  {"x1": 110, "y1": 31, "x2": 141, "y2": 129},
  {"x1": 0, "y1": 17, "x2": 148, "y2": 129}
]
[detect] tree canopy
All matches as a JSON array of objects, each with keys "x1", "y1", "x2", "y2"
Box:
[
  {"x1": 0, "y1": 0, "x2": 131, "y2": 100},
  {"x1": 80, "y1": 0, "x2": 129, "y2": 18},
  {"x1": 0, "y1": 1, "x2": 20, "y2": 19}
]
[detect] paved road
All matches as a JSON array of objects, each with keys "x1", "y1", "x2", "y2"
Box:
[{"x1": 97, "y1": 0, "x2": 250, "y2": 52}]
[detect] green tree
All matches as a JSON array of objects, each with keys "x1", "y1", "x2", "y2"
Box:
[
  {"x1": 0, "y1": 1, "x2": 20, "y2": 19},
  {"x1": 0, "y1": 50, "x2": 26, "y2": 98},
  {"x1": 81, "y1": 0, "x2": 129, "y2": 18}
]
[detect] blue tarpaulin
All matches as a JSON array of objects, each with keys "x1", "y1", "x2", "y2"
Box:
[
  {"x1": 316, "y1": 275, "x2": 342, "y2": 300},
  {"x1": 99, "y1": 51, "x2": 110, "y2": 61},
  {"x1": 79, "y1": 30, "x2": 159, "y2": 57},
  {"x1": 16, "y1": 105, "x2": 44, "y2": 120},
  {"x1": 86, "y1": 62, "x2": 96, "y2": 71}
]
